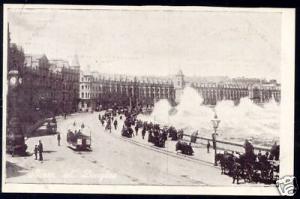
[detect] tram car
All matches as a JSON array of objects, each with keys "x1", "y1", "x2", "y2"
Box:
[{"x1": 67, "y1": 123, "x2": 92, "y2": 151}]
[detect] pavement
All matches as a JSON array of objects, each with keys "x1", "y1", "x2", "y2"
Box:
[{"x1": 5, "y1": 112, "x2": 272, "y2": 186}]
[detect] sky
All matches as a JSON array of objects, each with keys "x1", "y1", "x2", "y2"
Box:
[{"x1": 7, "y1": 7, "x2": 282, "y2": 80}]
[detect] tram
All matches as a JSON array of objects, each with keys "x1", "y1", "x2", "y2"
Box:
[{"x1": 67, "y1": 122, "x2": 92, "y2": 151}]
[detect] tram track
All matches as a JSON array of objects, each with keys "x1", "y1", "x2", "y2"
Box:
[{"x1": 109, "y1": 131, "x2": 218, "y2": 169}]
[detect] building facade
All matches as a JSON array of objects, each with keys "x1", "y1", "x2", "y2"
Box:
[
  {"x1": 174, "y1": 71, "x2": 281, "y2": 105},
  {"x1": 78, "y1": 71, "x2": 175, "y2": 111},
  {"x1": 21, "y1": 54, "x2": 80, "y2": 122},
  {"x1": 78, "y1": 69, "x2": 281, "y2": 110}
]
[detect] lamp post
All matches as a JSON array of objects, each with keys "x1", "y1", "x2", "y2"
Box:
[
  {"x1": 211, "y1": 113, "x2": 221, "y2": 166},
  {"x1": 7, "y1": 70, "x2": 27, "y2": 156}
]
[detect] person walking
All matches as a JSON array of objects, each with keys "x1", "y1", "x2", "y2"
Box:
[
  {"x1": 34, "y1": 145, "x2": 38, "y2": 160},
  {"x1": 38, "y1": 140, "x2": 43, "y2": 161},
  {"x1": 270, "y1": 141, "x2": 279, "y2": 161},
  {"x1": 207, "y1": 140, "x2": 211, "y2": 153},
  {"x1": 106, "y1": 119, "x2": 112, "y2": 133},
  {"x1": 113, "y1": 120, "x2": 118, "y2": 130},
  {"x1": 142, "y1": 128, "x2": 146, "y2": 139},
  {"x1": 57, "y1": 133, "x2": 61, "y2": 146},
  {"x1": 135, "y1": 125, "x2": 139, "y2": 136}
]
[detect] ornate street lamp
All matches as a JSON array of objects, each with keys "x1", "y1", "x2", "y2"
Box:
[
  {"x1": 7, "y1": 70, "x2": 27, "y2": 156},
  {"x1": 211, "y1": 113, "x2": 221, "y2": 166}
]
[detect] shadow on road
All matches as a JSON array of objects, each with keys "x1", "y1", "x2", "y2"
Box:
[
  {"x1": 26, "y1": 131, "x2": 58, "y2": 138},
  {"x1": 67, "y1": 146, "x2": 92, "y2": 152},
  {"x1": 43, "y1": 150, "x2": 57, "y2": 153},
  {"x1": 6, "y1": 161, "x2": 28, "y2": 178}
]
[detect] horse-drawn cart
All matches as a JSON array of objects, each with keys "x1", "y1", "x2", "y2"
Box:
[
  {"x1": 215, "y1": 152, "x2": 279, "y2": 184},
  {"x1": 176, "y1": 140, "x2": 194, "y2": 155},
  {"x1": 121, "y1": 125, "x2": 134, "y2": 138}
]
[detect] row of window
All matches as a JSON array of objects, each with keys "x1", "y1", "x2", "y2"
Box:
[
  {"x1": 80, "y1": 92, "x2": 172, "y2": 100},
  {"x1": 80, "y1": 84, "x2": 172, "y2": 92}
]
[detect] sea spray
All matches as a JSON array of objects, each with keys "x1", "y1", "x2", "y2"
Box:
[{"x1": 137, "y1": 86, "x2": 280, "y2": 147}]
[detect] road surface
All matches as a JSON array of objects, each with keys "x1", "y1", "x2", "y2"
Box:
[{"x1": 6, "y1": 112, "x2": 268, "y2": 186}]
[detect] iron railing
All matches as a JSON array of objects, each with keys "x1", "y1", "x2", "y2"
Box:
[{"x1": 182, "y1": 133, "x2": 271, "y2": 154}]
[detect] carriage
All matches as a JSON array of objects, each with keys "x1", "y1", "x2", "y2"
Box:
[
  {"x1": 175, "y1": 140, "x2": 194, "y2": 155},
  {"x1": 148, "y1": 129, "x2": 167, "y2": 148},
  {"x1": 67, "y1": 123, "x2": 91, "y2": 151},
  {"x1": 46, "y1": 120, "x2": 57, "y2": 134},
  {"x1": 121, "y1": 125, "x2": 134, "y2": 138},
  {"x1": 215, "y1": 152, "x2": 279, "y2": 184}
]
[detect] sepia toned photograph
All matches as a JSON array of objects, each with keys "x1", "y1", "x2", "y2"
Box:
[{"x1": 2, "y1": 5, "x2": 295, "y2": 195}]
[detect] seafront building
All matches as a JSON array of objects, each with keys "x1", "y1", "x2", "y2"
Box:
[{"x1": 78, "y1": 68, "x2": 281, "y2": 111}]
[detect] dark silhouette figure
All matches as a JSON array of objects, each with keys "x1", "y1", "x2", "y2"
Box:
[
  {"x1": 34, "y1": 145, "x2": 38, "y2": 160},
  {"x1": 114, "y1": 120, "x2": 118, "y2": 130},
  {"x1": 142, "y1": 128, "x2": 146, "y2": 139},
  {"x1": 57, "y1": 133, "x2": 61, "y2": 146},
  {"x1": 207, "y1": 140, "x2": 211, "y2": 153},
  {"x1": 38, "y1": 140, "x2": 43, "y2": 161},
  {"x1": 135, "y1": 125, "x2": 139, "y2": 136}
]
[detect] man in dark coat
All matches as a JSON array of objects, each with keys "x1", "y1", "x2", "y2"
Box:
[
  {"x1": 207, "y1": 140, "x2": 211, "y2": 153},
  {"x1": 135, "y1": 125, "x2": 139, "y2": 136},
  {"x1": 113, "y1": 120, "x2": 118, "y2": 130},
  {"x1": 244, "y1": 139, "x2": 255, "y2": 162},
  {"x1": 270, "y1": 142, "x2": 280, "y2": 161},
  {"x1": 106, "y1": 119, "x2": 112, "y2": 133},
  {"x1": 34, "y1": 145, "x2": 38, "y2": 160},
  {"x1": 57, "y1": 133, "x2": 61, "y2": 146},
  {"x1": 142, "y1": 127, "x2": 146, "y2": 139},
  {"x1": 38, "y1": 140, "x2": 43, "y2": 161}
]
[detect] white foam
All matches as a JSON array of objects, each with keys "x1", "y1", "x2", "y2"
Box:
[{"x1": 137, "y1": 87, "x2": 280, "y2": 146}]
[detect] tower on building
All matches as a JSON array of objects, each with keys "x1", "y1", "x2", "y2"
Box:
[
  {"x1": 173, "y1": 69, "x2": 185, "y2": 104},
  {"x1": 174, "y1": 69, "x2": 185, "y2": 89}
]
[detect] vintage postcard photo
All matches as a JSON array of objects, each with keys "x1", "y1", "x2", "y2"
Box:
[{"x1": 2, "y1": 4, "x2": 295, "y2": 195}]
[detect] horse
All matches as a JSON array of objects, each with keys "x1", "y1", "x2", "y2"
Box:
[
  {"x1": 232, "y1": 159, "x2": 243, "y2": 184},
  {"x1": 216, "y1": 151, "x2": 279, "y2": 184},
  {"x1": 215, "y1": 152, "x2": 235, "y2": 175},
  {"x1": 176, "y1": 141, "x2": 194, "y2": 155}
]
